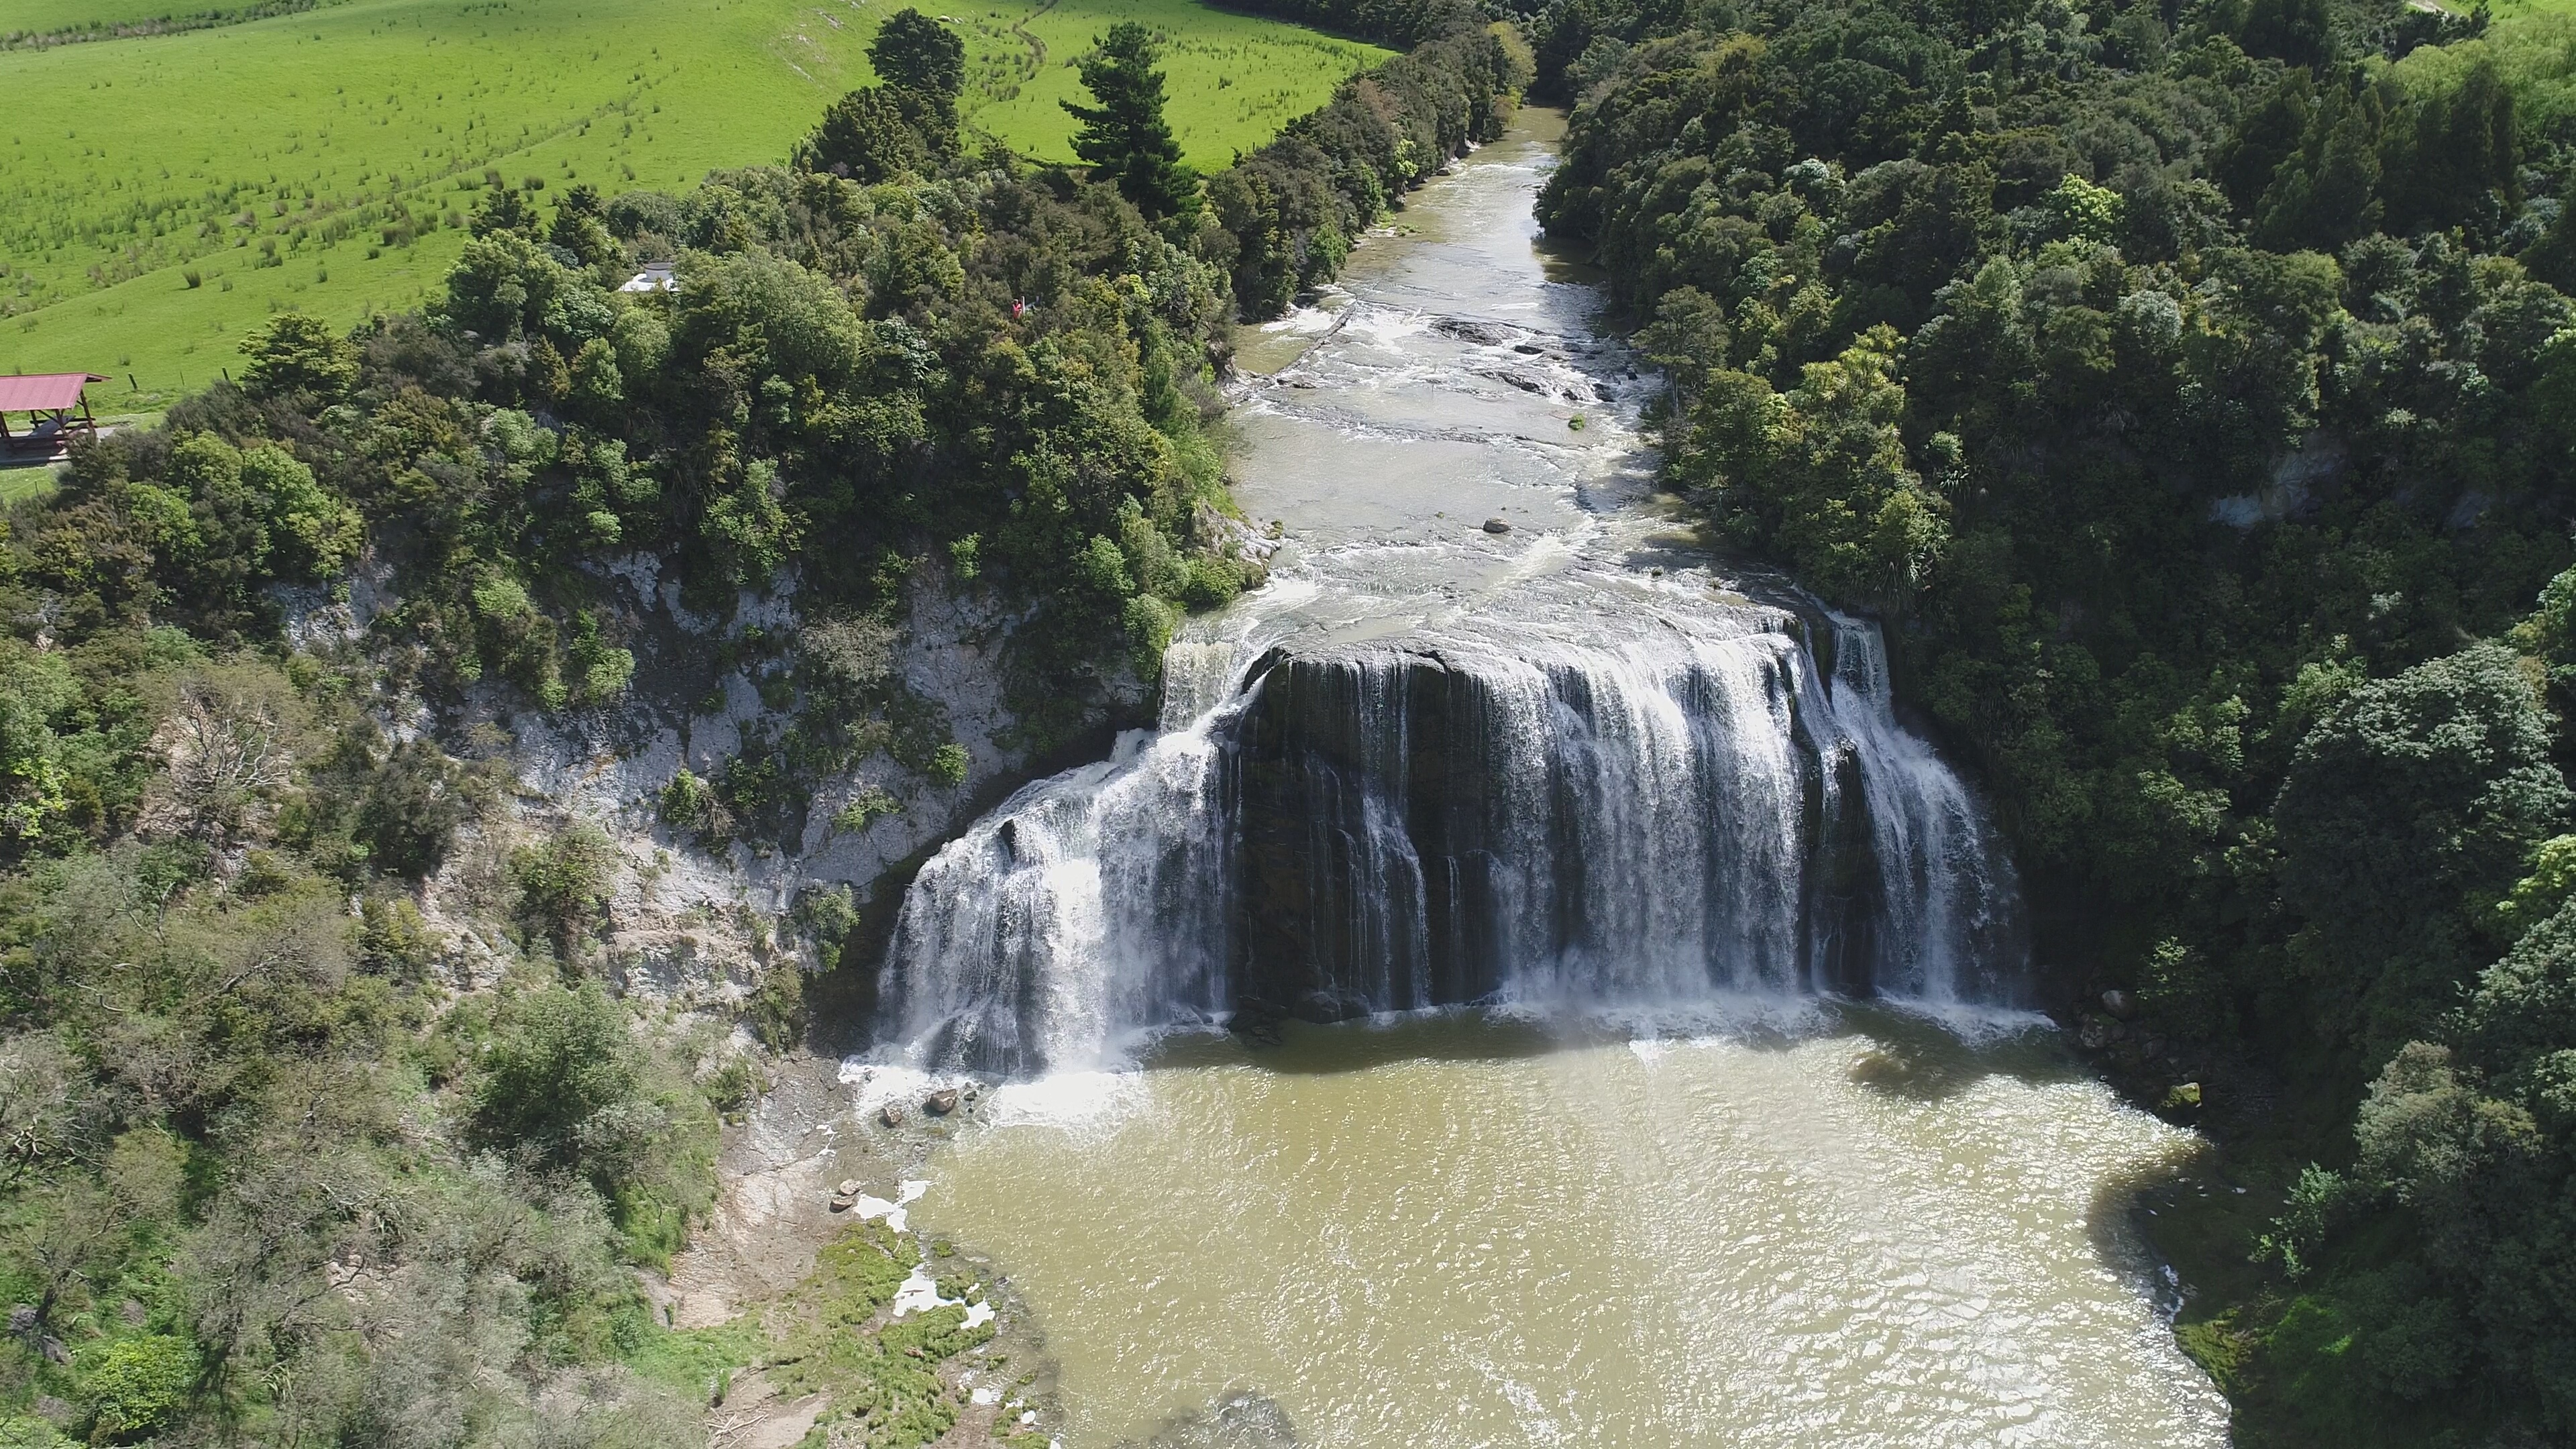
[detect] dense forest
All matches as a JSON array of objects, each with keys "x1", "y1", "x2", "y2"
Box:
[
  {"x1": 0, "y1": 7, "x2": 1518, "y2": 1444},
  {"x1": 1526, "y1": 0, "x2": 2576, "y2": 1438},
  {"x1": 25, "y1": 0, "x2": 2571, "y2": 1430}
]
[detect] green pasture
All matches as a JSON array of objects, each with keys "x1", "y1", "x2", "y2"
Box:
[
  {"x1": 956, "y1": 4, "x2": 1373, "y2": 166},
  {"x1": 0, "y1": 0, "x2": 1387, "y2": 411},
  {"x1": 0, "y1": 464, "x2": 63, "y2": 506},
  {"x1": 1, "y1": 0, "x2": 238, "y2": 38}
]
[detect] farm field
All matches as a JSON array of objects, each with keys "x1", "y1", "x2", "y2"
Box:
[
  {"x1": 1, "y1": 0, "x2": 1389, "y2": 411},
  {"x1": 2, "y1": 0, "x2": 242, "y2": 40}
]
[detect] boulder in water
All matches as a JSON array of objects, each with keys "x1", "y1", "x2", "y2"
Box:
[
  {"x1": 1139, "y1": 1390, "x2": 1302, "y2": 1448},
  {"x1": 1291, "y1": 988, "x2": 1371, "y2": 1024},
  {"x1": 1230, "y1": 997, "x2": 1289, "y2": 1046},
  {"x1": 880, "y1": 1102, "x2": 906, "y2": 1128},
  {"x1": 922, "y1": 1087, "x2": 961, "y2": 1116},
  {"x1": 1481, "y1": 519, "x2": 1511, "y2": 534}
]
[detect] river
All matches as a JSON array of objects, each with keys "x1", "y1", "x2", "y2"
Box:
[{"x1": 871, "y1": 109, "x2": 2233, "y2": 1448}]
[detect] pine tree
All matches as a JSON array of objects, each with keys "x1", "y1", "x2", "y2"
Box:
[
  {"x1": 470, "y1": 184, "x2": 539, "y2": 237},
  {"x1": 868, "y1": 8, "x2": 965, "y2": 149},
  {"x1": 869, "y1": 8, "x2": 964, "y2": 99},
  {"x1": 797, "y1": 87, "x2": 932, "y2": 182},
  {"x1": 1063, "y1": 22, "x2": 1198, "y2": 223}
]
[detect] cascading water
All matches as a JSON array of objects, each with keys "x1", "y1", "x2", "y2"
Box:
[
  {"x1": 882, "y1": 114, "x2": 2231, "y2": 1449},
  {"x1": 875, "y1": 121, "x2": 2023, "y2": 1078},
  {"x1": 879, "y1": 590, "x2": 2023, "y2": 1074}
]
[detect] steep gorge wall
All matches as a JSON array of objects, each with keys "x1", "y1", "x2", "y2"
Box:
[{"x1": 281, "y1": 547, "x2": 1150, "y2": 1025}]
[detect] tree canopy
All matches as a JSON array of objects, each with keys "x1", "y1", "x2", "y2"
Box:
[
  {"x1": 0, "y1": 13, "x2": 1522, "y2": 1439},
  {"x1": 869, "y1": 7, "x2": 965, "y2": 101},
  {"x1": 1529, "y1": 0, "x2": 2576, "y2": 1432},
  {"x1": 1065, "y1": 21, "x2": 1200, "y2": 223}
]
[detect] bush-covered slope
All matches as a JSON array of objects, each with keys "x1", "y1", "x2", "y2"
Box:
[
  {"x1": 0, "y1": 11, "x2": 1519, "y2": 1442},
  {"x1": 1526, "y1": 0, "x2": 2576, "y2": 1435}
]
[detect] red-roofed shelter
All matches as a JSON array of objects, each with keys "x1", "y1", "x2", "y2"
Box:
[{"x1": 1, "y1": 373, "x2": 105, "y2": 455}]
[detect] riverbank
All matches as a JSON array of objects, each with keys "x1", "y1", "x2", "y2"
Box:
[
  {"x1": 844, "y1": 104, "x2": 2236, "y2": 1447},
  {"x1": 647, "y1": 1052, "x2": 1071, "y2": 1448}
]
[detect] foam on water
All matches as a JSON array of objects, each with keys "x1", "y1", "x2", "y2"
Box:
[
  {"x1": 869, "y1": 110, "x2": 2219, "y2": 1448},
  {"x1": 876, "y1": 596, "x2": 2023, "y2": 1075}
]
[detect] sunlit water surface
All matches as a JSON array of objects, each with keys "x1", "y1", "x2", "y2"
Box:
[
  {"x1": 914, "y1": 1012, "x2": 2229, "y2": 1447},
  {"x1": 885, "y1": 111, "x2": 2230, "y2": 1448}
]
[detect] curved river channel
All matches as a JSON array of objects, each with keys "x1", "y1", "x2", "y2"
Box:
[{"x1": 881, "y1": 111, "x2": 2233, "y2": 1448}]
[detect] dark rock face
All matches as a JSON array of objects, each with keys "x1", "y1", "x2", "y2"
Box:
[
  {"x1": 1289, "y1": 987, "x2": 1376, "y2": 1024},
  {"x1": 1225, "y1": 642, "x2": 1938, "y2": 1015},
  {"x1": 1234, "y1": 648, "x2": 1511, "y2": 1014},
  {"x1": 1803, "y1": 740, "x2": 1886, "y2": 999}
]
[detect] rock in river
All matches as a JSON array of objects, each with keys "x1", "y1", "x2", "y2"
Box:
[{"x1": 1292, "y1": 987, "x2": 1373, "y2": 1024}]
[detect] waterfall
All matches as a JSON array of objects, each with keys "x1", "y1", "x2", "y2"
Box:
[
  {"x1": 867, "y1": 152, "x2": 2031, "y2": 1076},
  {"x1": 876, "y1": 598, "x2": 2025, "y2": 1075}
]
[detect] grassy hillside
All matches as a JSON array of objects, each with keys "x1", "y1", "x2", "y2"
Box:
[
  {"x1": 0, "y1": 0, "x2": 1387, "y2": 411},
  {"x1": 1, "y1": 0, "x2": 260, "y2": 37}
]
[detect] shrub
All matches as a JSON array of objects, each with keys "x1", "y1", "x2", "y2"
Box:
[
  {"x1": 239, "y1": 311, "x2": 358, "y2": 401},
  {"x1": 352, "y1": 739, "x2": 478, "y2": 880},
  {"x1": 565, "y1": 610, "x2": 635, "y2": 706},
  {"x1": 659, "y1": 767, "x2": 731, "y2": 845},
  {"x1": 928, "y1": 742, "x2": 969, "y2": 788},
  {"x1": 802, "y1": 614, "x2": 896, "y2": 704},
  {"x1": 830, "y1": 786, "x2": 901, "y2": 837},
  {"x1": 357, "y1": 895, "x2": 442, "y2": 979},
  {"x1": 743, "y1": 963, "x2": 808, "y2": 1050},
  {"x1": 796, "y1": 884, "x2": 861, "y2": 973},
  {"x1": 508, "y1": 823, "x2": 619, "y2": 959},
  {"x1": 77, "y1": 1334, "x2": 197, "y2": 1443},
  {"x1": 468, "y1": 981, "x2": 645, "y2": 1175}
]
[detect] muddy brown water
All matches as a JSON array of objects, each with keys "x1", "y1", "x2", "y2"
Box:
[
  {"x1": 880, "y1": 111, "x2": 2231, "y2": 1448},
  {"x1": 912, "y1": 1010, "x2": 2227, "y2": 1447}
]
